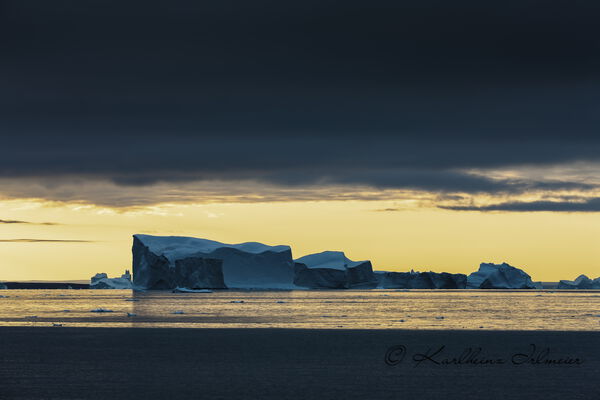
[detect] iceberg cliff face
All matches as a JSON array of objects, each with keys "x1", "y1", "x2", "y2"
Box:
[
  {"x1": 90, "y1": 270, "x2": 133, "y2": 289},
  {"x1": 376, "y1": 271, "x2": 467, "y2": 289},
  {"x1": 293, "y1": 251, "x2": 377, "y2": 288},
  {"x1": 431, "y1": 272, "x2": 467, "y2": 289},
  {"x1": 467, "y1": 262, "x2": 536, "y2": 289},
  {"x1": 133, "y1": 234, "x2": 293, "y2": 289},
  {"x1": 557, "y1": 275, "x2": 600, "y2": 289},
  {"x1": 133, "y1": 236, "x2": 226, "y2": 289}
]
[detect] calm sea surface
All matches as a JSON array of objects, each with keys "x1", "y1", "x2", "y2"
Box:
[{"x1": 0, "y1": 289, "x2": 598, "y2": 330}]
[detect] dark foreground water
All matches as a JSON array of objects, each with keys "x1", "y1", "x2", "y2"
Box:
[
  {"x1": 1, "y1": 289, "x2": 599, "y2": 330},
  {"x1": 1, "y1": 328, "x2": 599, "y2": 400}
]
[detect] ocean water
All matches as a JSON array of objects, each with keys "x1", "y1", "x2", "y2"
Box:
[{"x1": 0, "y1": 289, "x2": 599, "y2": 330}]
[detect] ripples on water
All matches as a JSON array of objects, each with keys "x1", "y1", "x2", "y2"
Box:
[{"x1": 0, "y1": 289, "x2": 599, "y2": 330}]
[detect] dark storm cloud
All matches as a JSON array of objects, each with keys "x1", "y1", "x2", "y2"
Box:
[
  {"x1": 1, "y1": 0, "x2": 600, "y2": 195},
  {"x1": 262, "y1": 169, "x2": 595, "y2": 193},
  {"x1": 439, "y1": 198, "x2": 600, "y2": 212}
]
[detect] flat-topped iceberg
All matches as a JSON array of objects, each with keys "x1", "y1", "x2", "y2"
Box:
[
  {"x1": 377, "y1": 270, "x2": 467, "y2": 289},
  {"x1": 557, "y1": 275, "x2": 600, "y2": 289},
  {"x1": 293, "y1": 251, "x2": 377, "y2": 288},
  {"x1": 467, "y1": 262, "x2": 537, "y2": 289},
  {"x1": 127, "y1": 234, "x2": 559, "y2": 291},
  {"x1": 90, "y1": 270, "x2": 133, "y2": 289},
  {"x1": 133, "y1": 234, "x2": 293, "y2": 289}
]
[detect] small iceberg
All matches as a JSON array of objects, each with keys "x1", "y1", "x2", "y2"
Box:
[
  {"x1": 557, "y1": 275, "x2": 600, "y2": 290},
  {"x1": 467, "y1": 262, "x2": 536, "y2": 289},
  {"x1": 90, "y1": 270, "x2": 133, "y2": 289},
  {"x1": 127, "y1": 312, "x2": 137, "y2": 317},
  {"x1": 294, "y1": 251, "x2": 377, "y2": 289},
  {"x1": 90, "y1": 308, "x2": 114, "y2": 313},
  {"x1": 172, "y1": 310, "x2": 185, "y2": 314},
  {"x1": 230, "y1": 300, "x2": 244, "y2": 303},
  {"x1": 52, "y1": 323, "x2": 63, "y2": 327}
]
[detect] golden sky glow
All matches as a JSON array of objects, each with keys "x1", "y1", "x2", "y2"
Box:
[{"x1": 0, "y1": 198, "x2": 598, "y2": 282}]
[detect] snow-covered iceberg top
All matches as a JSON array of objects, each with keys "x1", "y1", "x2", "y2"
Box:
[
  {"x1": 467, "y1": 262, "x2": 536, "y2": 289},
  {"x1": 90, "y1": 270, "x2": 133, "y2": 289},
  {"x1": 134, "y1": 234, "x2": 290, "y2": 265},
  {"x1": 293, "y1": 251, "x2": 377, "y2": 288},
  {"x1": 294, "y1": 251, "x2": 367, "y2": 271},
  {"x1": 558, "y1": 274, "x2": 600, "y2": 289}
]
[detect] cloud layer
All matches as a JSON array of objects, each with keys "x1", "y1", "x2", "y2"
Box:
[
  {"x1": 0, "y1": 239, "x2": 93, "y2": 243},
  {"x1": 1, "y1": 1, "x2": 599, "y2": 207},
  {"x1": 0, "y1": 219, "x2": 58, "y2": 225},
  {"x1": 440, "y1": 197, "x2": 600, "y2": 212}
]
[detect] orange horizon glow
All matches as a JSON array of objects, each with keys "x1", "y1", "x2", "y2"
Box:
[{"x1": 0, "y1": 199, "x2": 598, "y2": 282}]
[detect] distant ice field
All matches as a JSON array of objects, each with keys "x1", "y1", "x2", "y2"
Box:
[{"x1": 0, "y1": 289, "x2": 599, "y2": 330}]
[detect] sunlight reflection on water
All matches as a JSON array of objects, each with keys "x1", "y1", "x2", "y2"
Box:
[{"x1": 0, "y1": 289, "x2": 599, "y2": 330}]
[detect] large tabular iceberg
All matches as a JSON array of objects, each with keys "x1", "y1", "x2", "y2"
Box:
[
  {"x1": 377, "y1": 270, "x2": 467, "y2": 289},
  {"x1": 90, "y1": 270, "x2": 133, "y2": 289},
  {"x1": 293, "y1": 251, "x2": 377, "y2": 289},
  {"x1": 467, "y1": 262, "x2": 537, "y2": 289},
  {"x1": 129, "y1": 234, "x2": 558, "y2": 291},
  {"x1": 133, "y1": 234, "x2": 294, "y2": 289},
  {"x1": 557, "y1": 275, "x2": 600, "y2": 289}
]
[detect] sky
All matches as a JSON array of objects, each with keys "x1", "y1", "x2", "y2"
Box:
[{"x1": 1, "y1": 0, "x2": 599, "y2": 281}]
